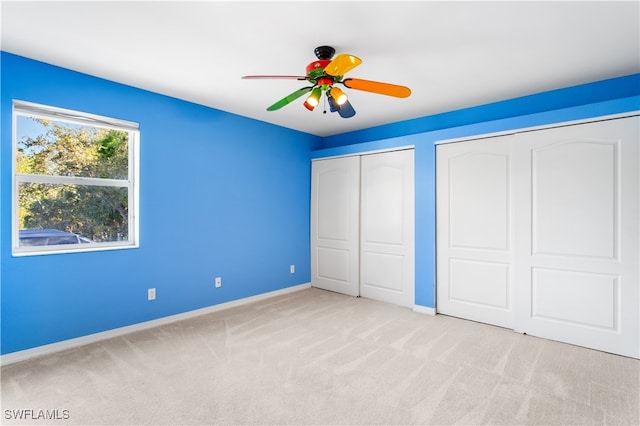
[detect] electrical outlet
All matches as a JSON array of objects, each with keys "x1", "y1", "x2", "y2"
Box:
[
  {"x1": 215, "y1": 277, "x2": 222, "y2": 288},
  {"x1": 290, "y1": 264, "x2": 295, "y2": 274},
  {"x1": 148, "y1": 288, "x2": 156, "y2": 301}
]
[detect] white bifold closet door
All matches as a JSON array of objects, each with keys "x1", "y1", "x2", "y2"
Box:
[
  {"x1": 360, "y1": 150, "x2": 415, "y2": 307},
  {"x1": 310, "y1": 155, "x2": 361, "y2": 297},
  {"x1": 437, "y1": 116, "x2": 639, "y2": 358},
  {"x1": 311, "y1": 149, "x2": 415, "y2": 308},
  {"x1": 436, "y1": 134, "x2": 515, "y2": 329}
]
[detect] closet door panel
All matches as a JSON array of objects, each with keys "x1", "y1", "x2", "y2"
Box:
[
  {"x1": 360, "y1": 149, "x2": 415, "y2": 308},
  {"x1": 311, "y1": 156, "x2": 360, "y2": 296},
  {"x1": 436, "y1": 135, "x2": 515, "y2": 329}
]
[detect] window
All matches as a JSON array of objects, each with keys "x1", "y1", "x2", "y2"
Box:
[{"x1": 12, "y1": 101, "x2": 139, "y2": 255}]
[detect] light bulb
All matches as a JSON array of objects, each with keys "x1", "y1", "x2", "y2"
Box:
[
  {"x1": 330, "y1": 87, "x2": 347, "y2": 105},
  {"x1": 303, "y1": 100, "x2": 316, "y2": 111},
  {"x1": 305, "y1": 87, "x2": 322, "y2": 109}
]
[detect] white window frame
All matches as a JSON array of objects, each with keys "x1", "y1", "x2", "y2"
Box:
[{"x1": 12, "y1": 100, "x2": 140, "y2": 256}]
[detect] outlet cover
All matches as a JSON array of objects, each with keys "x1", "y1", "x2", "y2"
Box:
[
  {"x1": 215, "y1": 277, "x2": 222, "y2": 288},
  {"x1": 148, "y1": 288, "x2": 156, "y2": 301}
]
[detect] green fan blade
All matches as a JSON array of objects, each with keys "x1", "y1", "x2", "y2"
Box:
[{"x1": 267, "y1": 87, "x2": 313, "y2": 111}]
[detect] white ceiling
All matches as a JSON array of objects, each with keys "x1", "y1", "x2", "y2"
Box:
[{"x1": 2, "y1": 1, "x2": 639, "y2": 137}]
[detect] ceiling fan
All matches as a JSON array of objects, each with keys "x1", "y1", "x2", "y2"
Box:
[{"x1": 242, "y1": 46, "x2": 411, "y2": 118}]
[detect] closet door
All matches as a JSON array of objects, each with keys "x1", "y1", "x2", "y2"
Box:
[
  {"x1": 360, "y1": 149, "x2": 415, "y2": 308},
  {"x1": 514, "y1": 117, "x2": 639, "y2": 358},
  {"x1": 436, "y1": 135, "x2": 515, "y2": 328},
  {"x1": 311, "y1": 156, "x2": 360, "y2": 296},
  {"x1": 436, "y1": 116, "x2": 639, "y2": 358}
]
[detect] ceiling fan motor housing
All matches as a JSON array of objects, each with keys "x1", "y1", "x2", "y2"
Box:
[
  {"x1": 307, "y1": 46, "x2": 338, "y2": 85},
  {"x1": 306, "y1": 59, "x2": 332, "y2": 80}
]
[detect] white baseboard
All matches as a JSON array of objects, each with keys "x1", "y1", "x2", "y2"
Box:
[
  {"x1": 1, "y1": 282, "x2": 311, "y2": 366},
  {"x1": 413, "y1": 304, "x2": 436, "y2": 316}
]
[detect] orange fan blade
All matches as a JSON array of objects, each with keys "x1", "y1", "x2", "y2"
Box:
[
  {"x1": 342, "y1": 78, "x2": 411, "y2": 98},
  {"x1": 323, "y1": 54, "x2": 362, "y2": 77}
]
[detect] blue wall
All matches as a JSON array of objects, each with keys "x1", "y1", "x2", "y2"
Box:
[
  {"x1": 2, "y1": 51, "x2": 638, "y2": 355},
  {"x1": 1, "y1": 52, "x2": 321, "y2": 355}
]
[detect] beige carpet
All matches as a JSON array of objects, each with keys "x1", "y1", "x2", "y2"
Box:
[{"x1": 1, "y1": 287, "x2": 638, "y2": 425}]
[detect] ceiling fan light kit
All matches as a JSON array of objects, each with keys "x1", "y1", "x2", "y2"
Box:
[{"x1": 242, "y1": 46, "x2": 411, "y2": 118}]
